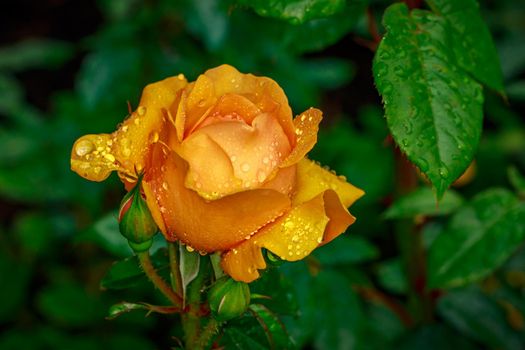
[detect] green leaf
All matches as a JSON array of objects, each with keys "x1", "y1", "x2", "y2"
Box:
[
  {"x1": 249, "y1": 304, "x2": 295, "y2": 349},
  {"x1": 76, "y1": 211, "x2": 132, "y2": 258},
  {"x1": 384, "y1": 187, "x2": 464, "y2": 219},
  {"x1": 107, "y1": 302, "x2": 149, "y2": 319},
  {"x1": 314, "y1": 235, "x2": 379, "y2": 265},
  {"x1": 438, "y1": 287, "x2": 523, "y2": 349},
  {"x1": 373, "y1": 3, "x2": 483, "y2": 199},
  {"x1": 179, "y1": 244, "x2": 201, "y2": 302},
  {"x1": 37, "y1": 283, "x2": 104, "y2": 327},
  {"x1": 428, "y1": 188, "x2": 525, "y2": 288},
  {"x1": 376, "y1": 259, "x2": 408, "y2": 294},
  {"x1": 0, "y1": 39, "x2": 74, "y2": 71},
  {"x1": 223, "y1": 328, "x2": 268, "y2": 350},
  {"x1": 425, "y1": 0, "x2": 504, "y2": 93},
  {"x1": 508, "y1": 166, "x2": 525, "y2": 197},
  {"x1": 284, "y1": 1, "x2": 365, "y2": 53},
  {"x1": 101, "y1": 249, "x2": 169, "y2": 290},
  {"x1": 237, "y1": 0, "x2": 346, "y2": 25},
  {"x1": 283, "y1": 265, "x2": 363, "y2": 349}
]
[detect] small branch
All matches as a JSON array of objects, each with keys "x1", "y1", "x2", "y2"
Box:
[
  {"x1": 355, "y1": 286, "x2": 413, "y2": 327},
  {"x1": 137, "y1": 250, "x2": 182, "y2": 307}
]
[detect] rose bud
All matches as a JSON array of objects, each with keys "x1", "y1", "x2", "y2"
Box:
[
  {"x1": 118, "y1": 179, "x2": 158, "y2": 252},
  {"x1": 208, "y1": 276, "x2": 250, "y2": 321}
]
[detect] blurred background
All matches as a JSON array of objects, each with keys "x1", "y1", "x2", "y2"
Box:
[{"x1": 1, "y1": 0, "x2": 525, "y2": 349}]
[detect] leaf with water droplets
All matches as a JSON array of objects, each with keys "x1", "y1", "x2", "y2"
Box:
[
  {"x1": 427, "y1": 188, "x2": 525, "y2": 289},
  {"x1": 373, "y1": 3, "x2": 483, "y2": 199},
  {"x1": 236, "y1": 0, "x2": 346, "y2": 25},
  {"x1": 425, "y1": 0, "x2": 504, "y2": 93}
]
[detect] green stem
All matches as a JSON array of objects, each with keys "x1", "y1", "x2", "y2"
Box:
[
  {"x1": 393, "y1": 149, "x2": 433, "y2": 323},
  {"x1": 182, "y1": 257, "x2": 210, "y2": 349},
  {"x1": 168, "y1": 242, "x2": 184, "y2": 297},
  {"x1": 137, "y1": 250, "x2": 182, "y2": 307},
  {"x1": 194, "y1": 318, "x2": 221, "y2": 350}
]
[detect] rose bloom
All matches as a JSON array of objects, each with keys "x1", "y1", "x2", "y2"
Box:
[{"x1": 71, "y1": 65, "x2": 364, "y2": 282}]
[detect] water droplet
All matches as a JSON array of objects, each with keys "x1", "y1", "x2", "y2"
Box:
[
  {"x1": 134, "y1": 118, "x2": 141, "y2": 125},
  {"x1": 262, "y1": 157, "x2": 269, "y2": 165},
  {"x1": 241, "y1": 163, "x2": 250, "y2": 172},
  {"x1": 197, "y1": 99, "x2": 206, "y2": 107},
  {"x1": 162, "y1": 182, "x2": 168, "y2": 190},
  {"x1": 439, "y1": 166, "x2": 449, "y2": 178},
  {"x1": 75, "y1": 140, "x2": 94, "y2": 156},
  {"x1": 122, "y1": 148, "x2": 131, "y2": 157},
  {"x1": 401, "y1": 138, "x2": 409, "y2": 147},
  {"x1": 375, "y1": 61, "x2": 388, "y2": 77},
  {"x1": 230, "y1": 155, "x2": 237, "y2": 162},
  {"x1": 403, "y1": 122, "x2": 412, "y2": 134},
  {"x1": 122, "y1": 125, "x2": 129, "y2": 132},
  {"x1": 104, "y1": 153, "x2": 116, "y2": 162},
  {"x1": 149, "y1": 132, "x2": 159, "y2": 143},
  {"x1": 186, "y1": 245, "x2": 195, "y2": 252},
  {"x1": 257, "y1": 170, "x2": 266, "y2": 183},
  {"x1": 177, "y1": 73, "x2": 185, "y2": 80},
  {"x1": 137, "y1": 106, "x2": 147, "y2": 116},
  {"x1": 417, "y1": 158, "x2": 429, "y2": 172}
]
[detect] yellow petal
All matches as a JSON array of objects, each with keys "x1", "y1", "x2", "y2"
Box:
[
  {"x1": 180, "y1": 113, "x2": 291, "y2": 198},
  {"x1": 221, "y1": 189, "x2": 356, "y2": 282},
  {"x1": 71, "y1": 133, "x2": 119, "y2": 181},
  {"x1": 70, "y1": 75, "x2": 187, "y2": 182},
  {"x1": 280, "y1": 108, "x2": 322, "y2": 168},
  {"x1": 198, "y1": 65, "x2": 296, "y2": 144},
  {"x1": 142, "y1": 143, "x2": 292, "y2": 252},
  {"x1": 293, "y1": 158, "x2": 364, "y2": 207}
]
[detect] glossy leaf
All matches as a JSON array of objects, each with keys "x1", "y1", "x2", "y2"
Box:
[
  {"x1": 438, "y1": 287, "x2": 523, "y2": 349},
  {"x1": 425, "y1": 0, "x2": 504, "y2": 93},
  {"x1": 376, "y1": 259, "x2": 408, "y2": 294},
  {"x1": 384, "y1": 187, "x2": 464, "y2": 219},
  {"x1": 428, "y1": 189, "x2": 525, "y2": 288},
  {"x1": 223, "y1": 328, "x2": 268, "y2": 350},
  {"x1": 101, "y1": 249, "x2": 169, "y2": 290},
  {"x1": 374, "y1": 3, "x2": 483, "y2": 199},
  {"x1": 249, "y1": 304, "x2": 295, "y2": 349},
  {"x1": 237, "y1": 0, "x2": 346, "y2": 25}
]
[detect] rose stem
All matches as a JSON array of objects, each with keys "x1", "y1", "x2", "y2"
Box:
[
  {"x1": 194, "y1": 318, "x2": 221, "y2": 350},
  {"x1": 168, "y1": 242, "x2": 184, "y2": 297},
  {"x1": 182, "y1": 256, "x2": 210, "y2": 348},
  {"x1": 137, "y1": 250, "x2": 182, "y2": 307},
  {"x1": 393, "y1": 148, "x2": 433, "y2": 323}
]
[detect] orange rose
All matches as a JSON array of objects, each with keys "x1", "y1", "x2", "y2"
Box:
[{"x1": 71, "y1": 65, "x2": 364, "y2": 282}]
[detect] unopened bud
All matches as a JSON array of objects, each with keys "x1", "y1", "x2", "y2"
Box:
[
  {"x1": 118, "y1": 178, "x2": 157, "y2": 252},
  {"x1": 208, "y1": 276, "x2": 250, "y2": 321}
]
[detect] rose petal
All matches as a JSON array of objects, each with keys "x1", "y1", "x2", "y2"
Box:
[
  {"x1": 221, "y1": 189, "x2": 357, "y2": 282},
  {"x1": 197, "y1": 93, "x2": 262, "y2": 128},
  {"x1": 70, "y1": 75, "x2": 187, "y2": 182},
  {"x1": 142, "y1": 143, "x2": 291, "y2": 252},
  {"x1": 181, "y1": 113, "x2": 291, "y2": 198},
  {"x1": 196, "y1": 65, "x2": 296, "y2": 144},
  {"x1": 280, "y1": 108, "x2": 322, "y2": 168},
  {"x1": 293, "y1": 158, "x2": 364, "y2": 207},
  {"x1": 177, "y1": 132, "x2": 242, "y2": 200}
]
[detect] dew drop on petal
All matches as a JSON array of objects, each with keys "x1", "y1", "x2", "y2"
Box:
[
  {"x1": 75, "y1": 140, "x2": 94, "y2": 157},
  {"x1": 241, "y1": 163, "x2": 251, "y2": 172},
  {"x1": 137, "y1": 106, "x2": 147, "y2": 116}
]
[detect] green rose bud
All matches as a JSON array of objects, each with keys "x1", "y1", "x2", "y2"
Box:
[
  {"x1": 118, "y1": 178, "x2": 158, "y2": 252},
  {"x1": 208, "y1": 276, "x2": 250, "y2": 321}
]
